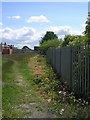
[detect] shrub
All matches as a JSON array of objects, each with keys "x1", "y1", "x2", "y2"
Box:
[{"x1": 39, "y1": 38, "x2": 59, "y2": 54}]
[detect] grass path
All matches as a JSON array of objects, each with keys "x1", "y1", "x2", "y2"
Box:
[
  {"x1": 2, "y1": 54, "x2": 56, "y2": 118},
  {"x1": 13, "y1": 59, "x2": 55, "y2": 118}
]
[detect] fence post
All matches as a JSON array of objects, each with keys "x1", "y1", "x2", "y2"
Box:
[
  {"x1": 80, "y1": 44, "x2": 82, "y2": 94},
  {"x1": 85, "y1": 42, "x2": 87, "y2": 95},
  {"x1": 88, "y1": 42, "x2": 90, "y2": 96},
  {"x1": 60, "y1": 49, "x2": 61, "y2": 75},
  {"x1": 70, "y1": 46, "x2": 72, "y2": 90}
]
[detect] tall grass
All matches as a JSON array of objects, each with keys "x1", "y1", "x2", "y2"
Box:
[{"x1": 2, "y1": 54, "x2": 35, "y2": 117}]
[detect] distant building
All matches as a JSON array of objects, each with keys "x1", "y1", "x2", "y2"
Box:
[
  {"x1": 34, "y1": 46, "x2": 39, "y2": 51},
  {"x1": 22, "y1": 46, "x2": 33, "y2": 53},
  {"x1": 12, "y1": 47, "x2": 19, "y2": 54},
  {"x1": 0, "y1": 43, "x2": 13, "y2": 55}
]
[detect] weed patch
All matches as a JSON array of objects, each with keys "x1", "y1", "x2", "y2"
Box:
[{"x1": 31, "y1": 54, "x2": 90, "y2": 118}]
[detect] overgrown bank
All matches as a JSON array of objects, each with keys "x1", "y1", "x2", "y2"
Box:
[{"x1": 29, "y1": 54, "x2": 90, "y2": 118}]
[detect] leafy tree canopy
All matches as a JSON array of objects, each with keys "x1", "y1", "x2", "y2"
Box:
[
  {"x1": 61, "y1": 34, "x2": 88, "y2": 47},
  {"x1": 40, "y1": 31, "x2": 58, "y2": 45},
  {"x1": 84, "y1": 17, "x2": 90, "y2": 42},
  {"x1": 40, "y1": 38, "x2": 59, "y2": 54}
]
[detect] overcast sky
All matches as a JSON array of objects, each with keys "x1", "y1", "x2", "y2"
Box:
[{"x1": 0, "y1": 2, "x2": 89, "y2": 49}]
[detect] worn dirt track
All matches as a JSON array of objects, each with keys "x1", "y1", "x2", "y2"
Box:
[{"x1": 7, "y1": 55, "x2": 56, "y2": 118}]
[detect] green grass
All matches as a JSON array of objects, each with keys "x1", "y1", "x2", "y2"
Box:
[
  {"x1": 2, "y1": 53, "x2": 41, "y2": 118},
  {"x1": 2, "y1": 53, "x2": 90, "y2": 118},
  {"x1": 3, "y1": 54, "x2": 26, "y2": 117}
]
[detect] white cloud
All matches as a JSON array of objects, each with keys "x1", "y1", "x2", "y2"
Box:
[
  {"x1": 2, "y1": 27, "x2": 36, "y2": 41},
  {"x1": 47, "y1": 25, "x2": 83, "y2": 39},
  {"x1": 81, "y1": 22, "x2": 86, "y2": 31},
  {"x1": 0, "y1": 25, "x2": 84, "y2": 49},
  {"x1": 0, "y1": 22, "x2": 3, "y2": 26},
  {"x1": 47, "y1": 26, "x2": 71, "y2": 35},
  {"x1": 1, "y1": 26, "x2": 42, "y2": 49},
  {"x1": 8, "y1": 16, "x2": 21, "y2": 19},
  {"x1": 26, "y1": 15, "x2": 49, "y2": 23},
  {"x1": 70, "y1": 30, "x2": 83, "y2": 35}
]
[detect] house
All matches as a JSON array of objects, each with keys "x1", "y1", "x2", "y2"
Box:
[
  {"x1": 12, "y1": 47, "x2": 20, "y2": 54},
  {"x1": 34, "y1": 46, "x2": 39, "y2": 51},
  {"x1": 22, "y1": 46, "x2": 33, "y2": 53},
  {"x1": 0, "y1": 43, "x2": 13, "y2": 55}
]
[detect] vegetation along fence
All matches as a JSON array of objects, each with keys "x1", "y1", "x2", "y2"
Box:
[{"x1": 47, "y1": 42, "x2": 90, "y2": 97}]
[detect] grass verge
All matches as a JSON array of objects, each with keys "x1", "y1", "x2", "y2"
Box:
[{"x1": 31, "y1": 54, "x2": 90, "y2": 118}]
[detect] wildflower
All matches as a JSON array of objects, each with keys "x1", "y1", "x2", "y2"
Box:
[
  {"x1": 59, "y1": 91, "x2": 62, "y2": 94},
  {"x1": 48, "y1": 99, "x2": 51, "y2": 103},
  {"x1": 63, "y1": 92, "x2": 66, "y2": 96},
  {"x1": 60, "y1": 108, "x2": 64, "y2": 115},
  {"x1": 74, "y1": 99, "x2": 76, "y2": 102},
  {"x1": 83, "y1": 100, "x2": 86, "y2": 103},
  {"x1": 86, "y1": 102, "x2": 88, "y2": 105},
  {"x1": 79, "y1": 99, "x2": 81, "y2": 101}
]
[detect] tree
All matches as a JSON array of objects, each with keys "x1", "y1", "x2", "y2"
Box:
[
  {"x1": 84, "y1": 17, "x2": 90, "y2": 43},
  {"x1": 61, "y1": 35, "x2": 74, "y2": 47},
  {"x1": 40, "y1": 38, "x2": 59, "y2": 54},
  {"x1": 40, "y1": 31, "x2": 58, "y2": 44},
  {"x1": 61, "y1": 34, "x2": 88, "y2": 47}
]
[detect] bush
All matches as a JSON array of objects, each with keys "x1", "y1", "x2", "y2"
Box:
[
  {"x1": 61, "y1": 35, "x2": 88, "y2": 47},
  {"x1": 40, "y1": 38, "x2": 59, "y2": 54}
]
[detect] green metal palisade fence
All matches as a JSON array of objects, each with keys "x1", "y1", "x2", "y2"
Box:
[{"x1": 47, "y1": 42, "x2": 90, "y2": 97}]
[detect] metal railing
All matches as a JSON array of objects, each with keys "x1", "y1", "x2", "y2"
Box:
[{"x1": 47, "y1": 43, "x2": 90, "y2": 97}]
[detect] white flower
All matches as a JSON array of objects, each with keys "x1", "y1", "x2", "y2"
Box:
[
  {"x1": 86, "y1": 102, "x2": 88, "y2": 105},
  {"x1": 59, "y1": 91, "x2": 62, "y2": 94},
  {"x1": 60, "y1": 109, "x2": 64, "y2": 115},
  {"x1": 48, "y1": 99, "x2": 51, "y2": 103},
  {"x1": 83, "y1": 100, "x2": 86, "y2": 103},
  {"x1": 63, "y1": 92, "x2": 66, "y2": 96},
  {"x1": 74, "y1": 99, "x2": 76, "y2": 102},
  {"x1": 61, "y1": 109, "x2": 64, "y2": 112}
]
